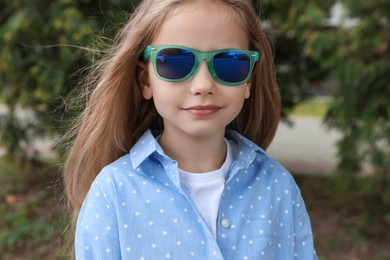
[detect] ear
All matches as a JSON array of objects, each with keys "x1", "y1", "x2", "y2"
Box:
[
  {"x1": 138, "y1": 62, "x2": 153, "y2": 100},
  {"x1": 244, "y1": 80, "x2": 252, "y2": 99}
]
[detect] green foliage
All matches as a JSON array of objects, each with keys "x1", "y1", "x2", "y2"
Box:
[
  {"x1": 261, "y1": 0, "x2": 390, "y2": 179},
  {"x1": 0, "y1": 0, "x2": 135, "y2": 160},
  {"x1": 259, "y1": 0, "x2": 331, "y2": 115},
  {"x1": 319, "y1": 1, "x2": 390, "y2": 178},
  {"x1": 262, "y1": 0, "x2": 390, "y2": 228}
]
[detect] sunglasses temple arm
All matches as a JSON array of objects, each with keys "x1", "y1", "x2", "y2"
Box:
[{"x1": 143, "y1": 45, "x2": 153, "y2": 61}]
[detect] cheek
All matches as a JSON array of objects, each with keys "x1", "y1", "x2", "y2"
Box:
[
  {"x1": 230, "y1": 85, "x2": 251, "y2": 102},
  {"x1": 151, "y1": 86, "x2": 181, "y2": 111},
  {"x1": 229, "y1": 88, "x2": 250, "y2": 114}
]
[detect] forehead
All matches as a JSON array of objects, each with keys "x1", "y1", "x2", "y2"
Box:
[{"x1": 151, "y1": 1, "x2": 248, "y2": 50}]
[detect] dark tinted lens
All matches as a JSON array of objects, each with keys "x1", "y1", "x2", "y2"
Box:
[
  {"x1": 156, "y1": 48, "x2": 195, "y2": 79},
  {"x1": 213, "y1": 51, "x2": 250, "y2": 83}
]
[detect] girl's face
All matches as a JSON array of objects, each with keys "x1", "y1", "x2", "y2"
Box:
[{"x1": 142, "y1": 1, "x2": 251, "y2": 140}]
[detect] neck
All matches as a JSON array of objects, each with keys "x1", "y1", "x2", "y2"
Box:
[{"x1": 158, "y1": 130, "x2": 227, "y2": 173}]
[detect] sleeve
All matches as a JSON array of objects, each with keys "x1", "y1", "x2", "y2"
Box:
[
  {"x1": 75, "y1": 173, "x2": 121, "y2": 260},
  {"x1": 292, "y1": 184, "x2": 318, "y2": 260}
]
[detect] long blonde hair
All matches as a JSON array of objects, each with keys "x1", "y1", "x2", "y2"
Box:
[{"x1": 64, "y1": 0, "x2": 280, "y2": 236}]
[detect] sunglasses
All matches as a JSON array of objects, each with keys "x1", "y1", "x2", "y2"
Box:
[{"x1": 143, "y1": 45, "x2": 260, "y2": 86}]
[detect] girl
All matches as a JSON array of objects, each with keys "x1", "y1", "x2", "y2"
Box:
[{"x1": 64, "y1": 0, "x2": 317, "y2": 259}]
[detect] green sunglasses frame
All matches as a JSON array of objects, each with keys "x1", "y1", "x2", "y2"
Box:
[{"x1": 143, "y1": 44, "x2": 260, "y2": 86}]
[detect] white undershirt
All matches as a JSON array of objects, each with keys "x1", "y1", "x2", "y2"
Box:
[{"x1": 179, "y1": 139, "x2": 236, "y2": 239}]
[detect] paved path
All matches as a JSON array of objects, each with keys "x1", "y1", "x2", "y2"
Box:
[
  {"x1": 0, "y1": 105, "x2": 55, "y2": 159},
  {"x1": 268, "y1": 116, "x2": 341, "y2": 175}
]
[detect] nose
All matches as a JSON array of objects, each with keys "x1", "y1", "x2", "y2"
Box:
[{"x1": 189, "y1": 61, "x2": 215, "y2": 96}]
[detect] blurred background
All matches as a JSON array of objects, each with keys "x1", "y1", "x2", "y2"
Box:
[{"x1": 0, "y1": 0, "x2": 389, "y2": 259}]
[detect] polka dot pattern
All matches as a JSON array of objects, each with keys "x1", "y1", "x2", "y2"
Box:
[{"x1": 75, "y1": 130, "x2": 317, "y2": 259}]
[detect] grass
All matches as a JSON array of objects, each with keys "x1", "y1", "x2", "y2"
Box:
[
  {"x1": 0, "y1": 158, "x2": 65, "y2": 259},
  {"x1": 292, "y1": 98, "x2": 331, "y2": 117},
  {"x1": 296, "y1": 175, "x2": 390, "y2": 260}
]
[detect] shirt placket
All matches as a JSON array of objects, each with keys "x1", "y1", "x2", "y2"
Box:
[
  {"x1": 216, "y1": 161, "x2": 248, "y2": 258},
  {"x1": 162, "y1": 157, "x2": 225, "y2": 259}
]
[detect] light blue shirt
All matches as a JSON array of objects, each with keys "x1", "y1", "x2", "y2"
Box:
[{"x1": 76, "y1": 130, "x2": 317, "y2": 259}]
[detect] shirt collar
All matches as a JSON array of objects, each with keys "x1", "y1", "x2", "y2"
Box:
[
  {"x1": 130, "y1": 129, "x2": 266, "y2": 170},
  {"x1": 225, "y1": 130, "x2": 266, "y2": 168},
  {"x1": 130, "y1": 129, "x2": 165, "y2": 169}
]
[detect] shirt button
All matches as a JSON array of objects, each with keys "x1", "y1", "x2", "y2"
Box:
[{"x1": 221, "y1": 219, "x2": 230, "y2": 228}]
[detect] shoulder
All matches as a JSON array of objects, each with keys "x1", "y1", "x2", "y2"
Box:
[
  {"x1": 228, "y1": 130, "x2": 299, "y2": 190},
  {"x1": 95, "y1": 153, "x2": 134, "y2": 182},
  {"x1": 88, "y1": 153, "x2": 139, "y2": 198},
  {"x1": 228, "y1": 131, "x2": 293, "y2": 172}
]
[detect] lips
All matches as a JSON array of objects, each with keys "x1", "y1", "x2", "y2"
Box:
[{"x1": 183, "y1": 105, "x2": 222, "y2": 116}]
